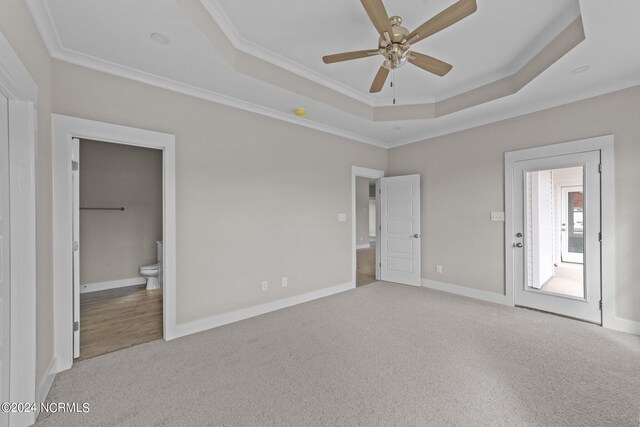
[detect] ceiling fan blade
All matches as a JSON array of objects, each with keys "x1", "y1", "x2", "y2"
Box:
[
  {"x1": 322, "y1": 50, "x2": 380, "y2": 64},
  {"x1": 369, "y1": 66, "x2": 389, "y2": 93},
  {"x1": 360, "y1": 0, "x2": 395, "y2": 41},
  {"x1": 408, "y1": 52, "x2": 453, "y2": 76},
  {"x1": 405, "y1": 0, "x2": 477, "y2": 45}
]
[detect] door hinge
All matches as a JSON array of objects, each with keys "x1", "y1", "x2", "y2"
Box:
[
  {"x1": 379, "y1": 188, "x2": 381, "y2": 194},
  {"x1": 598, "y1": 232, "x2": 602, "y2": 242},
  {"x1": 73, "y1": 321, "x2": 79, "y2": 332},
  {"x1": 379, "y1": 225, "x2": 381, "y2": 231},
  {"x1": 599, "y1": 300, "x2": 602, "y2": 310},
  {"x1": 379, "y1": 262, "x2": 381, "y2": 268},
  {"x1": 598, "y1": 163, "x2": 602, "y2": 173},
  {"x1": 72, "y1": 160, "x2": 79, "y2": 171},
  {"x1": 73, "y1": 241, "x2": 79, "y2": 251}
]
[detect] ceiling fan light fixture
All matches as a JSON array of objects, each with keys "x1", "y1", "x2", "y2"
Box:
[{"x1": 322, "y1": 0, "x2": 477, "y2": 93}]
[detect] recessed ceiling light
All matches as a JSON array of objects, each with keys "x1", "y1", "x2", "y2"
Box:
[
  {"x1": 393, "y1": 127, "x2": 402, "y2": 131},
  {"x1": 571, "y1": 65, "x2": 590, "y2": 74},
  {"x1": 150, "y1": 33, "x2": 170, "y2": 45}
]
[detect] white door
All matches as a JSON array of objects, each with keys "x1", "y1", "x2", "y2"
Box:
[
  {"x1": 513, "y1": 151, "x2": 601, "y2": 323},
  {"x1": 561, "y1": 185, "x2": 584, "y2": 264},
  {"x1": 379, "y1": 175, "x2": 421, "y2": 286},
  {"x1": 0, "y1": 93, "x2": 10, "y2": 427},
  {"x1": 72, "y1": 138, "x2": 80, "y2": 358}
]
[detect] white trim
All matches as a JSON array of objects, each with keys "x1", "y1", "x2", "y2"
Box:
[
  {"x1": 8, "y1": 101, "x2": 37, "y2": 427},
  {"x1": 199, "y1": 0, "x2": 376, "y2": 106},
  {"x1": 504, "y1": 136, "x2": 637, "y2": 335},
  {"x1": 0, "y1": 35, "x2": 38, "y2": 105},
  {"x1": 389, "y1": 76, "x2": 640, "y2": 149},
  {"x1": 34, "y1": 357, "x2": 57, "y2": 419},
  {"x1": 52, "y1": 114, "x2": 177, "y2": 371},
  {"x1": 351, "y1": 166, "x2": 384, "y2": 286},
  {"x1": 24, "y1": 0, "x2": 386, "y2": 149},
  {"x1": 421, "y1": 279, "x2": 511, "y2": 306},
  {"x1": 0, "y1": 28, "x2": 39, "y2": 427},
  {"x1": 172, "y1": 281, "x2": 354, "y2": 339},
  {"x1": 356, "y1": 244, "x2": 370, "y2": 250},
  {"x1": 28, "y1": 0, "x2": 639, "y2": 150},
  {"x1": 602, "y1": 317, "x2": 640, "y2": 336},
  {"x1": 80, "y1": 277, "x2": 147, "y2": 294}
]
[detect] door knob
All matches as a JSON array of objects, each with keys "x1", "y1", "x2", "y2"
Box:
[
  {"x1": 412, "y1": 234, "x2": 420, "y2": 238},
  {"x1": 514, "y1": 242, "x2": 523, "y2": 248}
]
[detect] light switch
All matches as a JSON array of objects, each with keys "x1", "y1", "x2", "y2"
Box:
[
  {"x1": 338, "y1": 213, "x2": 347, "y2": 222},
  {"x1": 491, "y1": 211, "x2": 505, "y2": 222}
]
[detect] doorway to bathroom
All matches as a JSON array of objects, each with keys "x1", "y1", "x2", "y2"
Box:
[{"x1": 73, "y1": 138, "x2": 164, "y2": 360}]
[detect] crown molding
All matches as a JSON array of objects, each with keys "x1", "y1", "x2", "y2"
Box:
[
  {"x1": 199, "y1": 0, "x2": 377, "y2": 107},
  {"x1": 387, "y1": 75, "x2": 640, "y2": 148},
  {"x1": 24, "y1": 0, "x2": 640, "y2": 150},
  {"x1": 25, "y1": 0, "x2": 388, "y2": 148}
]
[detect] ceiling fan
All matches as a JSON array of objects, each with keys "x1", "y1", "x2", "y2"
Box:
[{"x1": 322, "y1": 0, "x2": 477, "y2": 93}]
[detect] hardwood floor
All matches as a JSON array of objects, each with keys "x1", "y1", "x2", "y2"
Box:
[
  {"x1": 356, "y1": 243, "x2": 376, "y2": 287},
  {"x1": 78, "y1": 285, "x2": 163, "y2": 361}
]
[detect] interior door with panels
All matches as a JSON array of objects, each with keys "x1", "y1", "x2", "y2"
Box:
[{"x1": 379, "y1": 175, "x2": 421, "y2": 286}]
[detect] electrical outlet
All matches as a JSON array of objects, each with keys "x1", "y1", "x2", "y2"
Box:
[
  {"x1": 490, "y1": 211, "x2": 505, "y2": 222},
  {"x1": 262, "y1": 281, "x2": 268, "y2": 291},
  {"x1": 436, "y1": 264, "x2": 443, "y2": 274},
  {"x1": 282, "y1": 277, "x2": 288, "y2": 288}
]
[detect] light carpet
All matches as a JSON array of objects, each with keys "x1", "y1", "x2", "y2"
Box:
[{"x1": 36, "y1": 282, "x2": 640, "y2": 426}]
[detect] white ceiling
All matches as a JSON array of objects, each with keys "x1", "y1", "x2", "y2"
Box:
[
  {"x1": 213, "y1": 0, "x2": 577, "y2": 105},
  {"x1": 28, "y1": 0, "x2": 640, "y2": 147}
]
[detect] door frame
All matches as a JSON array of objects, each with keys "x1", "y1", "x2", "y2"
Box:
[
  {"x1": 0, "y1": 29, "x2": 38, "y2": 426},
  {"x1": 560, "y1": 185, "x2": 584, "y2": 264},
  {"x1": 505, "y1": 135, "x2": 614, "y2": 328},
  {"x1": 351, "y1": 166, "x2": 384, "y2": 286},
  {"x1": 52, "y1": 114, "x2": 177, "y2": 372}
]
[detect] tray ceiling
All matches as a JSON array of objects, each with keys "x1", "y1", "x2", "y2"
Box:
[{"x1": 25, "y1": 0, "x2": 640, "y2": 147}]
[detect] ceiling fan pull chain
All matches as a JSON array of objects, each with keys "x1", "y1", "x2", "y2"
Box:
[{"x1": 392, "y1": 69, "x2": 396, "y2": 105}]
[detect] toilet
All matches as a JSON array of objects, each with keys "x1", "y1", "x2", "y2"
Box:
[
  {"x1": 139, "y1": 264, "x2": 159, "y2": 290},
  {"x1": 139, "y1": 241, "x2": 163, "y2": 290}
]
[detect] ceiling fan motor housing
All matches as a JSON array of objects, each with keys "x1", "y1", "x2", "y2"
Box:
[{"x1": 379, "y1": 16, "x2": 411, "y2": 70}]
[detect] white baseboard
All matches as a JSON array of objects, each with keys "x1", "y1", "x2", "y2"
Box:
[
  {"x1": 34, "y1": 357, "x2": 57, "y2": 421},
  {"x1": 421, "y1": 278, "x2": 511, "y2": 306},
  {"x1": 171, "y1": 281, "x2": 355, "y2": 340},
  {"x1": 604, "y1": 316, "x2": 640, "y2": 336},
  {"x1": 356, "y1": 243, "x2": 370, "y2": 250},
  {"x1": 422, "y1": 279, "x2": 640, "y2": 336},
  {"x1": 80, "y1": 277, "x2": 146, "y2": 294}
]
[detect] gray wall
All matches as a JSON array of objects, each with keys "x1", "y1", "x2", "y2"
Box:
[
  {"x1": 388, "y1": 85, "x2": 640, "y2": 323},
  {"x1": 79, "y1": 139, "x2": 162, "y2": 284},
  {"x1": 53, "y1": 60, "x2": 388, "y2": 324},
  {"x1": 355, "y1": 177, "x2": 370, "y2": 246},
  {"x1": 0, "y1": 0, "x2": 54, "y2": 383}
]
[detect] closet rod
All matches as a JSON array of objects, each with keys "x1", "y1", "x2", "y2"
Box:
[{"x1": 79, "y1": 207, "x2": 125, "y2": 211}]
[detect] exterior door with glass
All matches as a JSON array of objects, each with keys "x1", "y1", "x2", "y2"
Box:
[{"x1": 512, "y1": 151, "x2": 601, "y2": 323}]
